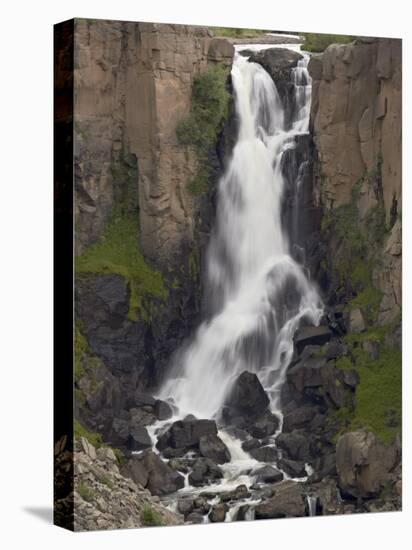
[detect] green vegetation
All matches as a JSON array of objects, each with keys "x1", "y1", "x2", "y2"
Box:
[
  {"x1": 74, "y1": 419, "x2": 104, "y2": 448},
  {"x1": 74, "y1": 326, "x2": 90, "y2": 381},
  {"x1": 302, "y1": 33, "x2": 355, "y2": 52},
  {"x1": 76, "y1": 215, "x2": 167, "y2": 321},
  {"x1": 211, "y1": 27, "x2": 269, "y2": 38},
  {"x1": 141, "y1": 504, "x2": 164, "y2": 527},
  {"x1": 77, "y1": 482, "x2": 96, "y2": 502},
  {"x1": 333, "y1": 326, "x2": 402, "y2": 444},
  {"x1": 97, "y1": 474, "x2": 113, "y2": 489},
  {"x1": 321, "y1": 182, "x2": 384, "y2": 324},
  {"x1": 74, "y1": 419, "x2": 125, "y2": 463},
  {"x1": 176, "y1": 65, "x2": 231, "y2": 195}
]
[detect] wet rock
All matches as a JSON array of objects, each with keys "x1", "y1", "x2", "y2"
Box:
[
  {"x1": 224, "y1": 371, "x2": 270, "y2": 418},
  {"x1": 336, "y1": 430, "x2": 397, "y2": 498},
  {"x1": 193, "y1": 496, "x2": 210, "y2": 514},
  {"x1": 249, "y1": 445, "x2": 278, "y2": 462},
  {"x1": 156, "y1": 418, "x2": 217, "y2": 451},
  {"x1": 168, "y1": 458, "x2": 194, "y2": 473},
  {"x1": 208, "y1": 503, "x2": 228, "y2": 522},
  {"x1": 294, "y1": 326, "x2": 332, "y2": 355},
  {"x1": 188, "y1": 458, "x2": 223, "y2": 487},
  {"x1": 278, "y1": 458, "x2": 306, "y2": 478},
  {"x1": 309, "y1": 453, "x2": 337, "y2": 482},
  {"x1": 282, "y1": 406, "x2": 317, "y2": 432},
  {"x1": 185, "y1": 512, "x2": 204, "y2": 524},
  {"x1": 127, "y1": 425, "x2": 152, "y2": 451},
  {"x1": 276, "y1": 432, "x2": 311, "y2": 461},
  {"x1": 154, "y1": 399, "x2": 173, "y2": 421},
  {"x1": 247, "y1": 412, "x2": 280, "y2": 438},
  {"x1": 161, "y1": 447, "x2": 189, "y2": 459},
  {"x1": 177, "y1": 498, "x2": 194, "y2": 516},
  {"x1": 253, "y1": 465, "x2": 283, "y2": 483},
  {"x1": 199, "y1": 433, "x2": 231, "y2": 464},
  {"x1": 220, "y1": 484, "x2": 251, "y2": 502},
  {"x1": 248, "y1": 48, "x2": 303, "y2": 127},
  {"x1": 242, "y1": 438, "x2": 261, "y2": 452},
  {"x1": 255, "y1": 481, "x2": 306, "y2": 518},
  {"x1": 134, "y1": 391, "x2": 156, "y2": 408},
  {"x1": 123, "y1": 450, "x2": 184, "y2": 496}
]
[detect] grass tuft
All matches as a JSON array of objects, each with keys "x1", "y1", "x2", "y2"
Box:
[
  {"x1": 75, "y1": 215, "x2": 167, "y2": 320},
  {"x1": 142, "y1": 504, "x2": 164, "y2": 527}
]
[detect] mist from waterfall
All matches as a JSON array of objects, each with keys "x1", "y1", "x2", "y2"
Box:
[{"x1": 159, "y1": 48, "x2": 323, "y2": 422}]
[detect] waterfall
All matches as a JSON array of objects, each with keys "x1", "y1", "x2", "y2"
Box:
[{"x1": 159, "y1": 48, "x2": 322, "y2": 422}]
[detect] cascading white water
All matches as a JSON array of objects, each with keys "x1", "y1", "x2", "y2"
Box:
[{"x1": 159, "y1": 47, "x2": 322, "y2": 423}]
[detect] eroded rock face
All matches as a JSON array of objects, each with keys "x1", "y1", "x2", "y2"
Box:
[
  {"x1": 69, "y1": 438, "x2": 183, "y2": 530},
  {"x1": 74, "y1": 19, "x2": 234, "y2": 263},
  {"x1": 254, "y1": 481, "x2": 306, "y2": 519},
  {"x1": 309, "y1": 38, "x2": 402, "y2": 323},
  {"x1": 122, "y1": 450, "x2": 185, "y2": 496},
  {"x1": 336, "y1": 430, "x2": 398, "y2": 498}
]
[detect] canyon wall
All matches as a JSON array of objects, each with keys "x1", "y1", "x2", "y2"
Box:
[
  {"x1": 309, "y1": 38, "x2": 402, "y2": 324},
  {"x1": 74, "y1": 19, "x2": 233, "y2": 262}
]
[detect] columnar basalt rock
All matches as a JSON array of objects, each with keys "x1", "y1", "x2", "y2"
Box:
[
  {"x1": 309, "y1": 38, "x2": 402, "y2": 323},
  {"x1": 74, "y1": 19, "x2": 234, "y2": 262}
]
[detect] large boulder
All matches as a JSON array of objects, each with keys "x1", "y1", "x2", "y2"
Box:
[
  {"x1": 294, "y1": 326, "x2": 332, "y2": 355},
  {"x1": 199, "y1": 433, "x2": 231, "y2": 464},
  {"x1": 246, "y1": 412, "x2": 280, "y2": 438},
  {"x1": 282, "y1": 406, "x2": 317, "y2": 432},
  {"x1": 278, "y1": 458, "x2": 306, "y2": 478},
  {"x1": 188, "y1": 458, "x2": 223, "y2": 487},
  {"x1": 122, "y1": 451, "x2": 184, "y2": 496},
  {"x1": 253, "y1": 465, "x2": 283, "y2": 484},
  {"x1": 128, "y1": 425, "x2": 152, "y2": 451},
  {"x1": 336, "y1": 431, "x2": 398, "y2": 498},
  {"x1": 249, "y1": 445, "x2": 278, "y2": 462},
  {"x1": 248, "y1": 48, "x2": 303, "y2": 127},
  {"x1": 276, "y1": 431, "x2": 311, "y2": 462},
  {"x1": 156, "y1": 418, "x2": 217, "y2": 451},
  {"x1": 224, "y1": 371, "x2": 270, "y2": 418},
  {"x1": 208, "y1": 503, "x2": 228, "y2": 522},
  {"x1": 255, "y1": 481, "x2": 306, "y2": 518}
]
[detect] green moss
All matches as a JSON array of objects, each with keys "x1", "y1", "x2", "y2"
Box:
[
  {"x1": 74, "y1": 419, "x2": 104, "y2": 448},
  {"x1": 321, "y1": 181, "x2": 386, "y2": 325},
  {"x1": 302, "y1": 33, "x2": 355, "y2": 52},
  {"x1": 74, "y1": 419, "x2": 125, "y2": 463},
  {"x1": 211, "y1": 27, "x2": 269, "y2": 38},
  {"x1": 76, "y1": 215, "x2": 167, "y2": 321},
  {"x1": 78, "y1": 482, "x2": 96, "y2": 502},
  {"x1": 74, "y1": 326, "x2": 89, "y2": 381},
  {"x1": 177, "y1": 65, "x2": 231, "y2": 195},
  {"x1": 141, "y1": 504, "x2": 164, "y2": 527},
  {"x1": 334, "y1": 331, "x2": 402, "y2": 444}
]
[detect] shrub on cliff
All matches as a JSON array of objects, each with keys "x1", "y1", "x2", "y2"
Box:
[
  {"x1": 177, "y1": 65, "x2": 231, "y2": 194},
  {"x1": 302, "y1": 33, "x2": 355, "y2": 52}
]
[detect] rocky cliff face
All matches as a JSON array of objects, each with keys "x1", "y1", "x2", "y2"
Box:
[
  {"x1": 309, "y1": 38, "x2": 402, "y2": 324},
  {"x1": 74, "y1": 19, "x2": 233, "y2": 262}
]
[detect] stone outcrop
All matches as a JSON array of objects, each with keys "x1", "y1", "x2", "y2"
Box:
[
  {"x1": 336, "y1": 430, "x2": 398, "y2": 498},
  {"x1": 74, "y1": 19, "x2": 234, "y2": 262},
  {"x1": 70, "y1": 437, "x2": 182, "y2": 530},
  {"x1": 309, "y1": 38, "x2": 402, "y2": 323}
]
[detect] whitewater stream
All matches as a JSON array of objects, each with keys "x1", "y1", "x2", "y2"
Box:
[{"x1": 151, "y1": 41, "x2": 323, "y2": 518}]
